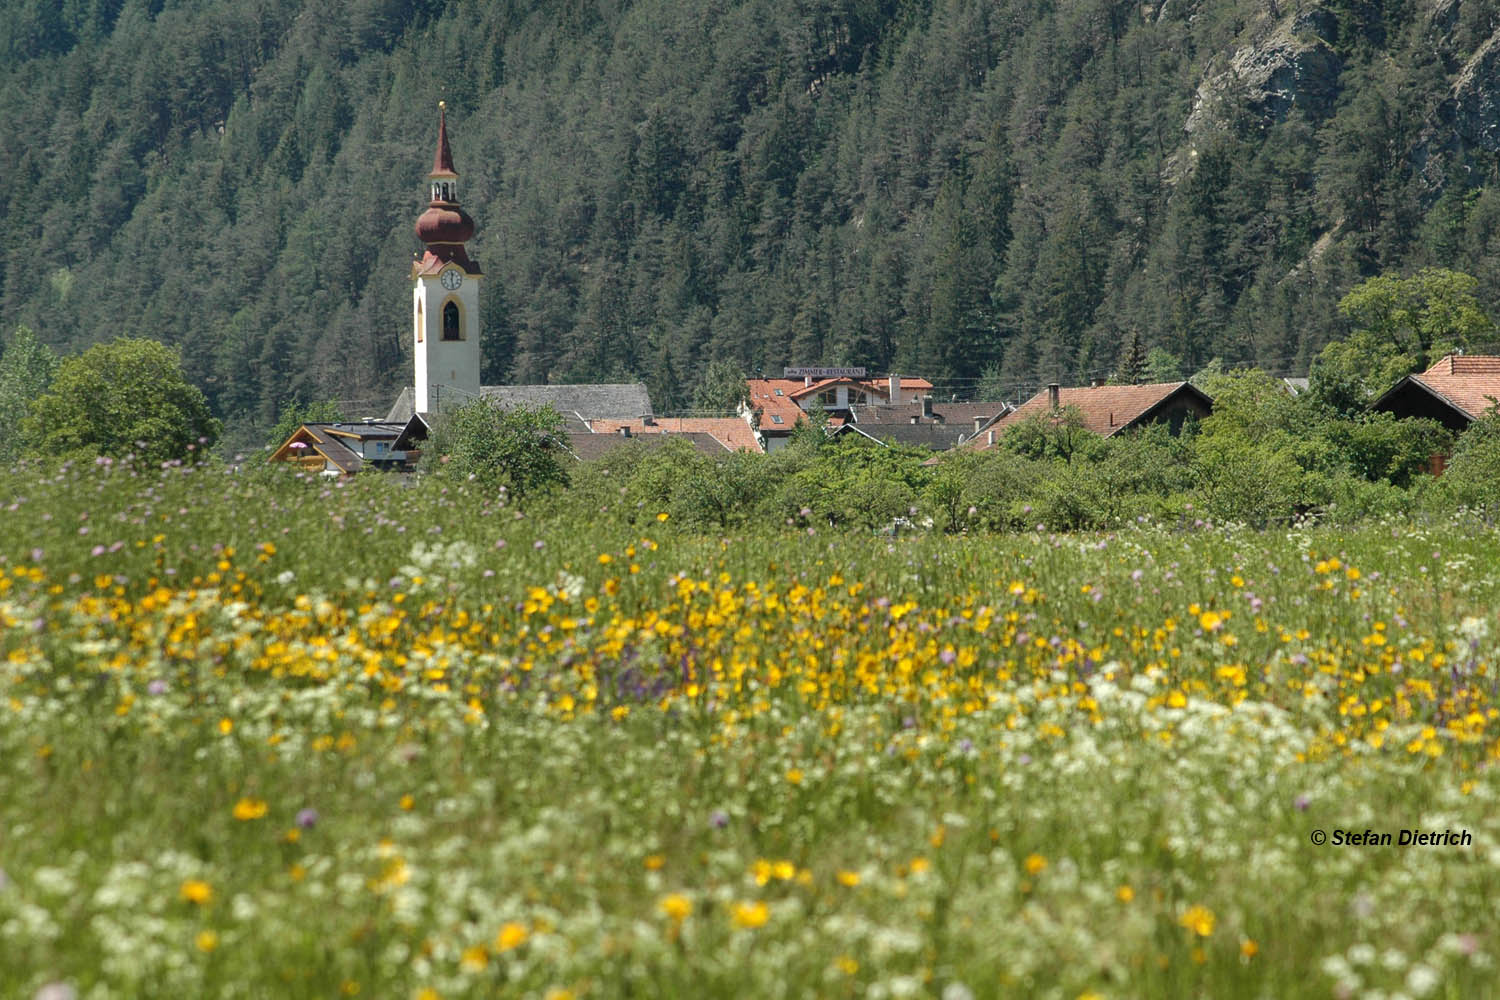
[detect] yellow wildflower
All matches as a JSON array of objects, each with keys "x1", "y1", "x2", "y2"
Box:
[
  {"x1": 232, "y1": 797, "x2": 268, "y2": 821},
  {"x1": 658, "y1": 893, "x2": 691, "y2": 921},
  {"x1": 495, "y1": 922, "x2": 529, "y2": 952},
  {"x1": 731, "y1": 900, "x2": 769, "y2": 929},
  {"x1": 1179, "y1": 904, "x2": 1216, "y2": 937},
  {"x1": 179, "y1": 879, "x2": 212, "y2": 904}
]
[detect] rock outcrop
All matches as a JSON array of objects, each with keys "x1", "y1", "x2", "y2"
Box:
[
  {"x1": 1185, "y1": 9, "x2": 1344, "y2": 137},
  {"x1": 1413, "y1": 28, "x2": 1500, "y2": 190}
]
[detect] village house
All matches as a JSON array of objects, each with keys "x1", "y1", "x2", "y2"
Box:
[
  {"x1": 840, "y1": 397, "x2": 1013, "y2": 450},
  {"x1": 1373, "y1": 354, "x2": 1500, "y2": 432},
  {"x1": 744, "y1": 370, "x2": 935, "y2": 451},
  {"x1": 964, "y1": 381, "x2": 1213, "y2": 450},
  {"x1": 268, "y1": 420, "x2": 411, "y2": 476},
  {"x1": 584, "y1": 415, "x2": 763, "y2": 452}
]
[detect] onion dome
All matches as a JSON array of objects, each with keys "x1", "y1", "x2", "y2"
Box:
[{"x1": 415, "y1": 203, "x2": 475, "y2": 245}]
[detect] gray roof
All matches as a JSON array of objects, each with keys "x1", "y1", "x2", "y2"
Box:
[
  {"x1": 322, "y1": 421, "x2": 406, "y2": 439},
  {"x1": 852, "y1": 400, "x2": 1010, "y2": 427},
  {"x1": 384, "y1": 387, "x2": 416, "y2": 423},
  {"x1": 300, "y1": 426, "x2": 363, "y2": 473},
  {"x1": 479, "y1": 383, "x2": 653, "y2": 419},
  {"x1": 386, "y1": 384, "x2": 651, "y2": 425},
  {"x1": 832, "y1": 422, "x2": 970, "y2": 450}
]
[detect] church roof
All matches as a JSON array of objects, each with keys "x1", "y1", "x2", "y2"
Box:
[
  {"x1": 385, "y1": 387, "x2": 417, "y2": 423},
  {"x1": 477, "y1": 383, "x2": 654, "y2": 419}
]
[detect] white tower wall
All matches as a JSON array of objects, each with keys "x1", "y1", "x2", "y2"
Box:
[{"x1": 413, "y1": 266, "x2": 481, "y2": 414}]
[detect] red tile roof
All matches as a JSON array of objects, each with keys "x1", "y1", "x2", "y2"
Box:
[
  {"x1": 1402, "y1": 355, "x2": 1500, "y2": 421},
  {"x1": 587, "y1": 416, "x2": 762, "y2": 453},
  {"x1": 746, "y1": 376, "x2": 934, "y2": 432},
  {"x1": 974, "y1": 382, "x2": 1207, "y2": 448}
]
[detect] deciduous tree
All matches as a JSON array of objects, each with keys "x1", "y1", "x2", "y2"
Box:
[{"x1": 22, "y1": 338, "x2": 220, "y2": 465}]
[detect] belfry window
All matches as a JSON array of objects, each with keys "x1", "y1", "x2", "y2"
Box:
[{"x1": 442, "y1": 301, "x2": 461, "y2": 341}]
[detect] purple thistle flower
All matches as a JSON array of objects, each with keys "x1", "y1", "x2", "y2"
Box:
[
  {"x1": 1294, "y1": 795, "x2": 1310, "y2": 812},
  {"x1": 709, "y1": 809, "x2": 729, "y2": 829},
  {"x1": 296, "y1": 808, "x2": 319, "y2": 829},
  {"x1": 147, "y1": 679, "x2": 168, "y2": 696}
]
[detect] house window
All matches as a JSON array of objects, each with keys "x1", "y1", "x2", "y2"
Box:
[
  {"x1": 774, "y1": 389, "x2": 783, "y2": 396},
  {"x1": 771, "y1": 415, "x2": 784, "y2": 424},
  {"x1": 443, "y1": 301, "x2": 460, "y2": 341}
]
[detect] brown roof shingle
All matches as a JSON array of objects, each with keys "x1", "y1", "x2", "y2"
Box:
[
  {"x1": 586, "y1": 417, "x2": 761, "y2": 452},
  {"x1": 1397, "y1": 355, "x2": 1500, "y2": 422},
  {"x1": 978, "y1": 382, "x2": 1209, "y2": 446}
]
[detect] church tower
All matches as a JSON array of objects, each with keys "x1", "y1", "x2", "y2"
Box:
[{"x1": 411, "y1": 102, "x2": 482, "y2": 414}]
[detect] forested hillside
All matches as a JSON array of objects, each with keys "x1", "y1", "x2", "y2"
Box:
[{"x1": 4, "y1": 0, "x2": 1500, "y2": 446}]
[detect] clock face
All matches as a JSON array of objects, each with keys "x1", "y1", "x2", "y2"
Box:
[{"x1": 440, "y1": 269, "x2": 463, "y2": 291}]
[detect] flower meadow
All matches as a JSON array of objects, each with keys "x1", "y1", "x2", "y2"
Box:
[{"x1": 3, "y1": 462, "x2": 1500, "y2": 999}]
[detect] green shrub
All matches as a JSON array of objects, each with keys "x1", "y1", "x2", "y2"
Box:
[
  {"x1": 1436, "y1": 412, "x2": 1500, "y2": 511},
  {"x1": 420, "y1": 399, "x2": 569, "y2": 500}
]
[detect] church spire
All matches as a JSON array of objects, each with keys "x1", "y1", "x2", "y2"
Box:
[
  {"x1": 411, "y1": 102, "x2": 483, "y2": 417},
  {"x1": 430, "y1": 101, "x2": 457, "y2": 180},
  {"x1": 414, "y1": 102, "x2": 475, "y2": 260}
]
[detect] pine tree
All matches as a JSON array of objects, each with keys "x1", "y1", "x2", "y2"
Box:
[
  {"x1": 1114, "y1": 330, "x2": 1147, "y2": 384},
  {"x1": 0, "y1": 326, "x2": 57, "y2": 461}
]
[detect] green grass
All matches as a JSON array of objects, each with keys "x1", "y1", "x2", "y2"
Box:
[{"x1": 2, "y1": 462, "x2": 1498, "y2": 998}]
